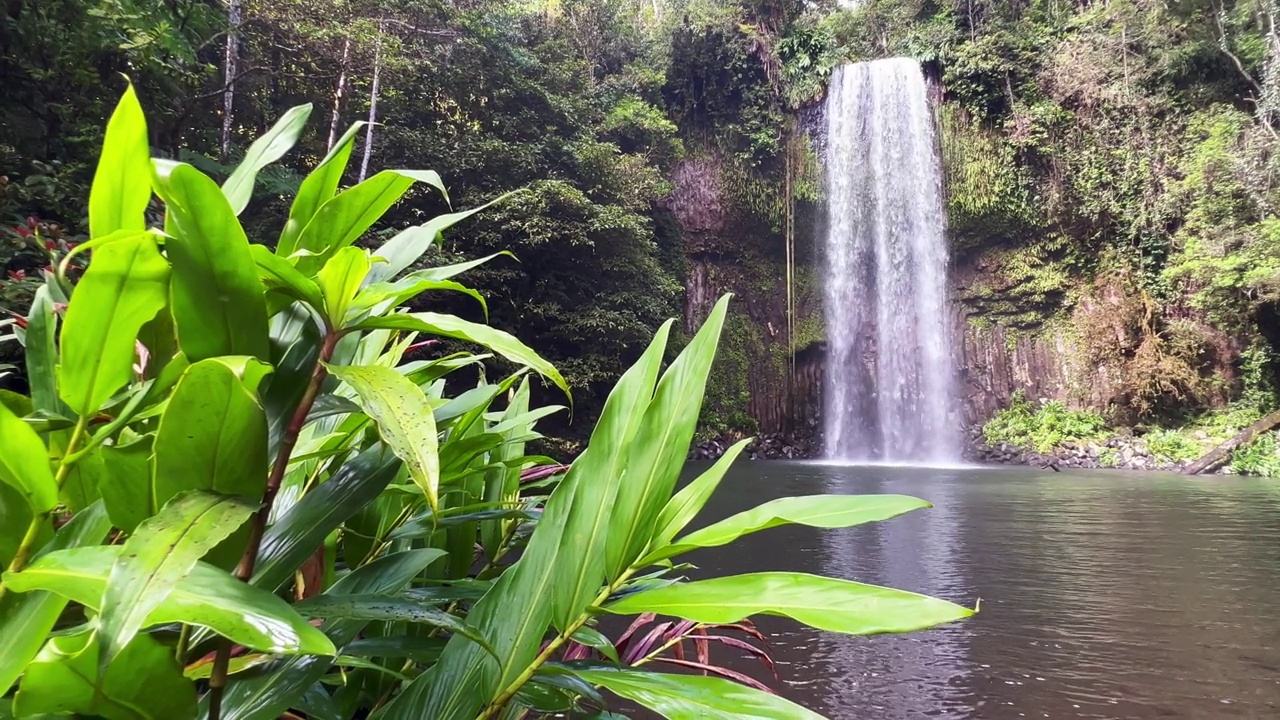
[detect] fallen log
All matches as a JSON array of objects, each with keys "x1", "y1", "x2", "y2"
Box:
[{"x1": 1182, "y1": 408, "x2": 1280, "y2": 475}]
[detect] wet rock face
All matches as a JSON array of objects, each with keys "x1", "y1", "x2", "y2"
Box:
[{"x1": 687, "y1": 432, "x2": 818, "y2": 461}]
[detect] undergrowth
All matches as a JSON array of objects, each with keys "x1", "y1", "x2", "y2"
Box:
[{"x1": 982, "y1": 392, "x2": 1108, "y2": 452}]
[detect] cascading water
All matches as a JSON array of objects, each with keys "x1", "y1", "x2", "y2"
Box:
[{"x1": 822, "y1": 58, "x2": 959, "y2": 463}]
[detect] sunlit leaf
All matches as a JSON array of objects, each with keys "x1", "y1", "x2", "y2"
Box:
[
  {"x1": 278, "y1": 121, "x2": 365, "y2": 256},
  {"x1": 98, "y1": 491, "x2": 254, "y2": 669},
  {"x1": 316, "y1": 246, "x2": 371, "y2": 327},
  {"x1": 328, "y1": 364, "x2": 440, "y2": 508},
  {"x1": 58, "y1": 231, "x2": 169, "y2": 416},
  {"x1": 223, "y1": 104, "x2": 312, "y2": 215},
  {"x1": 5, "y1": 547, "x2": 335, "y2": 655},
  {"x1": 366, "y1": 198, "x2": 510, "y2": 284},
  {"x1": 89, "y1": 83, "x2": 151, "y2": 239},
  {"x1": 0, "y1": 402, "x2": 57, "y2": 513},
  {"x1": 573, "y1": 668, "x2": 825, "y2": 720},
  {"x1": 648, "y1": 438, "x2": 752, "y2": 552},
  {"x1": 605, "y1": 572, "x2": 974, "y2": 635},
  {"x1": 643, "y1": 494, "x2": 931, "y2": 565}
]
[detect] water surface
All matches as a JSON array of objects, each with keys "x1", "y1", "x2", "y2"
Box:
[{"x1": 664, "y1": 462, "x2": 1280, "y2": 719}]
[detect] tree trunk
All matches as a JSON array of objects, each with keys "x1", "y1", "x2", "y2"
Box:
[
  {"x1": 327, "y1": 36, "x2": 352, "y2": 152},
  {"x1": 358, "y1": 24, "x2": 384, "y2": 183},
  {"x1": 1183, "y1": 408, "x2": 1280, "y2": 475},
  {"x1": 221, "y1": 0, "x2": 242, "y2": 158}
]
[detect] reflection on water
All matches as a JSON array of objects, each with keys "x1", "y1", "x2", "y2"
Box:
[{"x1": 670, "y1": 462, "x2": 1280, "y2": 719}]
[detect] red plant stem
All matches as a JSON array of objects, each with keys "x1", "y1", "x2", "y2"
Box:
[{"x1": 207, "y1": 330, "x2": 338, "y2": 720}]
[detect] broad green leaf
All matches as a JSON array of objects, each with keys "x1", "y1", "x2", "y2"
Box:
[
  {"x1": 60, "y1": 440, "x2": 105, "y2": 512},
  {"x1": 152, "y1": 358, "x2": 270, "y2": 518},
  {"x1": 372, "y1": 250, "x2": 512, "y2": 286},
  {"x1": 157, "y1": 164, "x2": 270, "y2": 361},
  {"x1": 366, "y1": 199, "x2": 509, "y2": 284},
  {"x1": 573, "y1": 668, "x2": 825, "y2": 720},
  {"x1": 648, "y1": 438, "x2": 752, "y2": 552},
  {"x1": 223, "y1": 104, "x2": 313, "y2": 215},
  {"x1": 644, "y1": 494, "x2": 932, "y2": 565},
  {"x1": 0, "y1": 402, "x2": 57, "y2": 513},
  {"x1": 551, "y1": 320, "x2": 672, "y2": 630},
  {"x1": 99, "y1": 491, "x2": 255, "y2": 669},
  {"x1": 570, "y1": 626, "x2": 619, "y2": 664},
  {"x1": 605, "y1": 572, "x2": 974, "y2": 635},
  {"x1": 349, "y1": 276, "x2": 487, "y2": 322},
  {"x1": 481, "y1": 380, "x2": 534, "y2": 559},
  {"x1": 23, "y1": 286, "x2": 62, "y2": 416},
  {"x1": 5, "y1": 547, "x2": 336, "y2": 656},
  {"x1": 378, "y1": 322, "x2": 672, "y2": 719},
  {"x1": 294, "y1": 595, "x2": 495, "y2": 658},
  {"x1": 15, "y1": 632, "x2": 195, "y2": 720},
  {"x1": 0, "y1": 501, "x2": 112, "y2": 694},
  {"x1": 357, "y1": 312, "x2": 570, "y2": 399},
  {"x1": 343, "y1": 636, "x2": 446, "y2": 663},
  {"x1": 605, "y1": 295, "x2": 730, "y2": 580},
  {"x1": 0, "y1": 482, "x2": 45, "y2": 568},
  {"x1": 291, "y1": 170, "x2": 415, "y2": 271},
  {"x1": 58, "y1": 232, "x2": 169, "y2": 416},
  {"x1": 98, "y1": 436, "x2": 153, "y2": 533},
  {"x1": 250, "y1": 244, "x2": 324, "y2": 312},
  {"x1": 203, "y1": 549, "x2": 443, "y2": 720},
  {"x1": 251, "y1": 444, "x2": 400, "y2": 592},
  {"x1": 316, "y1": 246, "x2": 371, "y2": 326},
  {"x1": 278, "y1": 121, "x2": 365, "y2": 256},
  {"x1": 328, "y1": 364, "x2": 440, "y2": 510},
  {"x1": 89, "y1": 84, "x2": 150, "y2": 239}
]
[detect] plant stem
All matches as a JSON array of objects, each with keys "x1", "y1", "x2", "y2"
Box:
[
  {"x1": 0, "y1": 416, "x2": 89, "y2": 602},
  {"x1": 477, "y1": 568, "x2": 635, "y2": 720},
  {"x1": 207, "y1": 330, "x2": 338, "y2": 720},
  {"x1": 176, "y1": 624, "x2": 192, "y2": 664}
]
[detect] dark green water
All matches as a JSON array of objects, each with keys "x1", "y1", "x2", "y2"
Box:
[{"x1": 670, "y1": 461, "x2": 1280, "y2": 719}]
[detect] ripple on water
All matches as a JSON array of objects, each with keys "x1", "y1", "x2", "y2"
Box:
[{"x1": 633, "y1": 463, "x2": 1280, "y2": 720}]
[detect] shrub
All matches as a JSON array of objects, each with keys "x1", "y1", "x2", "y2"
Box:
[
  {"x1": 0, "y1": 86, "x2": 971, "y2": 719},
  {"x1": 1231, "y1": 432, "x2": 1280, "y2": 477},
  {"x1": 983, "y1": 391, "x2": 1109, "y2": 452},
  {"x1": 1144, "y1": 428, "x2": 1201, "y2": 463}
]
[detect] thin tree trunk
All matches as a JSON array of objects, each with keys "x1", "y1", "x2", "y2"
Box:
[
  {"x1": 221, "y1": 0, "x2": 242, "y2": 158},
  {"x1": 358, "y1": 24, "x2": 384, "y2": 183},
  {"x1": 327, "y1": 36, "x2": 352, "y2": 152},
  {"x1": 1183, "y1": 408, "x2": 1280, "y2": 475}
]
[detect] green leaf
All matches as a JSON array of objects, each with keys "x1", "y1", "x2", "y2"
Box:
[
  {"x1": 152, "y1": 360, "x2": 269, "y2": 566},
  {"x1": 5, "y1": 547, "x2": 336, "y2": 656},
  {"x1": 203, "y1": 549, "x2": 443, "y2": 720},
  {"x1": 290, "y1": 170, "x2": 416, "y2": 271},
  {"x1": 605, "y1": 572, "x2": 975, "y2": 635},
  {"x1": 89, "y1": 84, "x2": 151, "y2": 239},
  {"x1": 366, "y1": 199, "x2": 510, "y2": 284},
  {"x1": 0, "y1": 501, "x2": 112, "y2": 695},
  {"x1": 60, "y1": 441, "x2": 105, "y2": 512},
  {"x1": 157, "y1": 164, "x2": 270, "y2": 361},
  {"x1": 223, "y1": 104, "x2": 312, "y2": 215},
  {"x1": 0, "y1": 402, "x2": 57, "y2": 513},
  {"x1": 551, "y1": 320, "x2": 672, "y2": 630},
  {"x1": 573, "y1": 668, "x2": 825, "y2": 720},
  {"x1": 316, "y1": 247, "x2": 371, "y2": 326},
  {"x1": 250, "y1": 244, "x2": 324, "y2": 312},
  {"x1": 357, "y1": 312, "x2": 570, "y2": 399},
  {"x1": 24, "y1": 286, "x2": 63, "y2": 416},
  {"x1": 294, "y1": 595, "x2": 496, "y2": 658},
  {"x1": 328, "y1": 364, "x2": 441, "y2": 511},
  {"x1": 99, "y1": 491, "x2": 254, "y2": 669},
  {"x1": 372, "y1": 250, "x2": 512, "y2": 286},
  {"x1": 349, "y1": 276, "x2": 487, "y2": 322},
  {"x1": 278, "y1": 122, "x2": 365, "y2": 256},
  {"x1": 0, "y1": 482, "x2": 45, "y2": 568},
  {"x1": 648, "y1": 438, "x2": 752, "y2": 552},
  {"x1": 644, "y1": 494, "x2": 932, "y2": 565},
  {"x1": 570, "y1": 626, "x2": 619, "y2": 664},
  {"x1": 251, "y1": 445, "x2": 400, "y2": 592},
  {"x1": 605, "y1": 295, "x2": 730, "y2": 580},
  {"x1": 58, "y1": 232, "x2": 169, "y2": 417},
  {"x1": 98, "y1": 436, "x2": 153, "y2": 533},
  {"x1": 15, "y1": 632, "x2": 196, "y2": 720}
]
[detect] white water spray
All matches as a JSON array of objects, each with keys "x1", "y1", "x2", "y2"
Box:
[{"x1": 822, "y1": 58, "x2": 959, "y2": 463}]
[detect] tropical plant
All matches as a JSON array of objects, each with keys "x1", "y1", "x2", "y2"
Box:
[{"x1": 0, "y1": 87, "x2": 972, "y2": 720}]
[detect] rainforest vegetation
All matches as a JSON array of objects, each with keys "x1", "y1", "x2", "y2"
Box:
[{"x1": 5, "y1": 0, "x2": 1280, "y2": 461}]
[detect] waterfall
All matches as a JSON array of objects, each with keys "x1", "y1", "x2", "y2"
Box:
[{"x1": 822, "y1": 58, "x2": 959, "y2": 463}]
